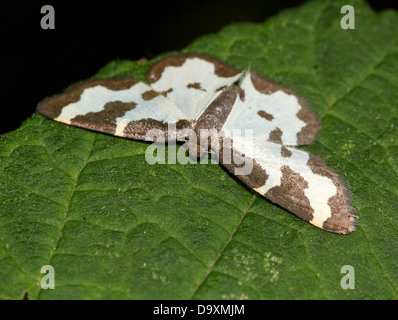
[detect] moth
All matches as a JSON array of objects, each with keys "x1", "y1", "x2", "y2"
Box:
[{"x1": 38, "y1": 54, "x2": 357, "y2": 234}]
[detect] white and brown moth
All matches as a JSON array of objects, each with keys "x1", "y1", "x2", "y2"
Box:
[{"x1": 38, "y1": 54, "x2": 357, "y2": 234}]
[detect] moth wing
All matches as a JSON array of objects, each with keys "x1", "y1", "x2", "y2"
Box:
[
  {"x1": 147, "y1": 54, "x2": 243, "y2": 121},
  {"x1": 222, "y1": 72, "x2": 321, "y2": 146},
  {"x1": 218, "y1": 135, "x2": 357, "y2": 234},
  {"x1": 37, "y1": 78, "x2": 191, "y2": 141}
]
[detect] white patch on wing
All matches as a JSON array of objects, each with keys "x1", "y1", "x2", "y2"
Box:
[
  {"x1": 150, "y1": 57, "x2": 242, "y2": 120},
  {"x1": 56, "y1": 84, "x2": 143, "y2": 122},
  {"x1": 229, "y1": 136, "x2": 337, "y2": 227},
  {"x1": 112, "y1": 83, "x2": 183, "y2": 137},
  {"x1": 55, "y1": 83, "x2": 185, "y2": 136},
  {"x1": 222, "y1": 72, "x2": 306, "y2": 146}
]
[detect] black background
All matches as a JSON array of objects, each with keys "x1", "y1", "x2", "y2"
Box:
[{"x1": 0, "y1": 0, "x2": 397, "y2": 134}]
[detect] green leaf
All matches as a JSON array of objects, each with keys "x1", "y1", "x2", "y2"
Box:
[{"x1": 1, "y1": 0, "x2": 398, "y2": 299}]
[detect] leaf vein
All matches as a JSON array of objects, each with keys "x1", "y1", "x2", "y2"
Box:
[{"x1": 188, "y1": 194, "x2": 257, "y2": 299}]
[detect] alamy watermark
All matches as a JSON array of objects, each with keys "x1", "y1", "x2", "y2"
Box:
[
  {"x1": 144, "y1": 124, "x2": 254, "y2": 175},
  {"x1": 40, "y1": 265, "x2": 55, "y2": 289},
  {"x1": 340, "y1": 5, "x2": 355, "y2": 30},
  {"x1": 340, "y1": 265, "x2": 355, "y2": 289},
  {"x1": 40, "y1": 5, "x2": 55, "y2": 30}
]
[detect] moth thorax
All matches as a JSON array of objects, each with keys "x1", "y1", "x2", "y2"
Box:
[{"x1": 194, "y1": 88, "x2": 238, "y2": 133}]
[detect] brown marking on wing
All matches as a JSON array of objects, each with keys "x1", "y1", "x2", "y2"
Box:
[
  {"x1": 281, "y1": 146, "x2": 292, "y2": 158},
  {"x1": 187, "y1": 82, "x2": 206, "y2": 91},
  {"x1": 141, "y1": 88, "x2": 173, "y2": 101},
  {"x1": 70, "y1": 101, "x2": 136, "y2": 135},
  {"x1": 37, "y1": 78, "x2": 139, "y2": 119},
  {"x1": 269, "y1": 128, "x2": 283, "y2": 144},
  {"x1": 250, "y1": 73, "x2": 321, "y2": 145},
  {"x1": 147, "y1": 54, "x2": 241, "y2": 83},
  {"x1": 176, "y1": 119, "x2": 192, "y2": 130},
  {"x1": 296, "y1": 105, "x2": 321, "y2": 145},
  {"x1": 141, "y1": 90, "x2": 159, "y2": 101},
  {"x1": 218, "y1": 139, "x2": 268, "y2": 189},
  {"x1": 239, "y1": 89, "x2": 246, "y2": 101},
  {"x1": 226, "y1": 158, "x2": 269, "y2": 189},
  {"x1": 265, "y1": 165, "x2": 314, "y2": 222},
  {"x1": 123, "y1": 119, "x2": 168, "y2": 141},
  {"x1": 216, "y1": 85, "x2": 227, "y2": 92},
  {"x1": 258, "y1": 110, "x2": 274, "y2": 121},
  {"x1": 123, "y1": 119, "x2": 193, "y2": 141},
  {"x1": 307, "y1": 154, "x2": 357, "y2": 234}
]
